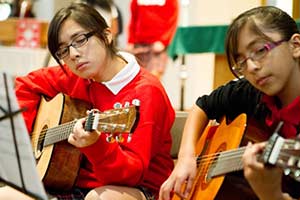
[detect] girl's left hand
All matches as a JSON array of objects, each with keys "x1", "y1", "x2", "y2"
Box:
[
  {"x1": 68, "y1": 117, "x2": 101, "y2": 148},
  {"x1": 242, "y1": 142, "x2": 285, "y2": 200}
]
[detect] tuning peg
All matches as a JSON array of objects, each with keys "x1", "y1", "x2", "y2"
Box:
[
  {"x1": 294, "y1": 169, "x2": 300, "y2": 178},
  {"x1": 294, "y1": 141, "x2": 300, "y2": 150},
  {"x1": 113, "y1": 102, "x2": 122, "y2": 109},
  {"x1": 100, "y1": 125, "x2": 108, "y2": 132},
  {"x1": 124, "y1": 101, "x2": 130, "y2": 107},
  {"x1": 284, "y1": 168, "x2": 291, "y2": 176},
  {"x1": 116, "y1": 134, "x2": 124, "y2": 143},
  {"x1": 132, "y1": 99, "x2": 140, "y2": 106},
  {"x1": 106, "y1": 134, "x2": 115, "y2": 143},
  {"x1": 289, "y1": 169, "x2": 300, "y2": 182},
  {"x1": 127, "y1": 133, "x2": 132, "y2": 142},
  {"x1": 112, "y1": 124, "x2": 117, "y2": 131}
]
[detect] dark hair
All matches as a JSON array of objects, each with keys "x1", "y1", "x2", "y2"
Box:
[
  {"x1": 225, "y1": 6, "x2": 299, "y2": 77},
  {"x1": 86, "y1": 0, "x2": 114, "y2": 12},
  {"x1": 48, "y1": 3, "x2": 118, "y2": 66}
]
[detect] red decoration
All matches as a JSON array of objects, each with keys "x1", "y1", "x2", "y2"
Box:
[{"x1": 16, "y1": 19, "x2": 41, "y2": 48}]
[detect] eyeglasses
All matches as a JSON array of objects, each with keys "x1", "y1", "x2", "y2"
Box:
[
  {"x1": 232, "y1": 39, "x2": 286, "y2": 76},
  {"x1": 55, "y1": 31, "x2": 95, "y2": 59}
]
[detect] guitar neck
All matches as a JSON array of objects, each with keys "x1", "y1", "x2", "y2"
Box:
[
  {"x1": 199, "y1": 147, "x2": 246, "y2": 179},
  {"x1": 43, "y1": 120, "x2": 77, "y2": 146},
  {"x1": 200, "y1": 133, "x2": 300, "y2": 182}
]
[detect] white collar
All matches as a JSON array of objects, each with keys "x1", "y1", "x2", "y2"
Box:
[{"x1": 101, "y1": 52, "x2": 140, "y2": 95}]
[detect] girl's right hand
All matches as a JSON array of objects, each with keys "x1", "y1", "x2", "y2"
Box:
[{"x1": 159, "y1": 155, "x2": 197, "y2": 200}]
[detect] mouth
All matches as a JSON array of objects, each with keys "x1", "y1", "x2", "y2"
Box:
[
  {"x1": 76, "y1": 62, "x2": 88, "y2": 71},
  {"x1": 256, "y1": 75, "x2": 270, "y2": 86}
]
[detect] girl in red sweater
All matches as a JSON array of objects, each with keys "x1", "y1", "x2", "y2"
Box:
[{"x1": 0, "y1": 3, "x2": 174, "y2": 200}]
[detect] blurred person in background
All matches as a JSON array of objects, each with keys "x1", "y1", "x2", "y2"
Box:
[
  {"x1": 126, "y1": 0, "x2": 179, "y2": 80},
  {"x1": 14, "y1": 0, "x2": 35, "y2": 18}
]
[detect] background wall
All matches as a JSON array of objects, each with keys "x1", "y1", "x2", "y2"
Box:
[
  {"x1": 114, "y1": 0, "x2": 131, "y2": 48},
  {"x1": 110, "y1": 0, "x2": 262, "y2": 110},
  {"x1": 162, "y1": 0, "x2": 261, "y2": 110}
]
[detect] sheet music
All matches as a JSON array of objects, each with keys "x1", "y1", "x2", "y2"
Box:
[{"x1": 0, "y1": 71, "x2": 48, "y2": 200}]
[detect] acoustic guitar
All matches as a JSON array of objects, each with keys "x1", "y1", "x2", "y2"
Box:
[
  {"x1": 173, "y1": 114, "x2": 300, "y2": 200},
  {"x1": 30, "y1": 93, "x2": 139, "y2": 191}
]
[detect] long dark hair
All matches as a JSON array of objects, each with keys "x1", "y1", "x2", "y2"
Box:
[
  {"x1": 225, "y1": 6, "x2": 299, "y2": 77},
  {"x1": 48, "y1": 2, "x2": 117, "y2": 67}
]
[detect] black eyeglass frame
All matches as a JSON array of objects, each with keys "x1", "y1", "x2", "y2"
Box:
[{"x1": 55, "y1": 31, "x2": 95, "y2": 60}]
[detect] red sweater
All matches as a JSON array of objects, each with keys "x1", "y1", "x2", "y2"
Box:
[
  {"x1": 15, "y1": 63, "x2": 175, "y2": 197},
  {"x1": 128, "y1": 0, "x2": 179, "y2": 46}
]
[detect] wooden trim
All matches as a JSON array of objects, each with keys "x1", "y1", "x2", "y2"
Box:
[
  {"x1": 213, "y1": 54, "x2": 235, "y2": 89},
  {"x1": 261, "y1": 0, "x2": 267, "y2": 6},
  {"x1": 293, "y1": 0, "x2": 300, "y2": 19}
]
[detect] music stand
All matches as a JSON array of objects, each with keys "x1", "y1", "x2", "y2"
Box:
[{"x1": 0, "y1": 72, "x2": 48, "y2": 200}]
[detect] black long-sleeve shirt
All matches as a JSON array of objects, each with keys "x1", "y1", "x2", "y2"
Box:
[{"x1": 195, "y1": 78, "x2": 300, "y2": 199}]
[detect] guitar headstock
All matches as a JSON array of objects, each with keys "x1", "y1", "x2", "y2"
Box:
[
  {"x1": 280, "y1": 137, "x2": 300, "y2": 181},
  {"x1": 261, "y1": 132, "x2": 300, "y2": 182},
  {"x1": 84, "y1": 100, "x2": 140, "y2": 143}
]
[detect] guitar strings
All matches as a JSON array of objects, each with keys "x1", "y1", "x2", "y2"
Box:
[
  {"x1": 31, "y1": 112, "x2": 119, "y2": 141},
  {"x1": 194, "y1": 142, "x2": 298, "y2": 178},
  {"x1": 32, "y1": 121, "x2": 126, "y2": 142},
  {"x1": 31, "y1": 111, "x2": 128, "y2": 144},
  {"x1": 195, "y1": 139, "x2": 298, "y2": 165},
  {"x1": 190, "y1": 150, "x2": 298, "y2": 189},
  {"x1": 31, "y1": 120, "x2": 76, "y2": 142},
  {"x1": 196, "y1": 147, "x2": 246, "y2": 165},
  {"x1": 195, "y1": 147, "x2": 246, "y2": 176}
]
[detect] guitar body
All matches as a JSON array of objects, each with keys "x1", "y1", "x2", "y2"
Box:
[
  {"x1": 172, "y1": 114, "x2": 247, "y2": 200},
  {"x1": 31, "y1": 93, "x2": 91, "y2": 191},
  {"x1": 189, "y1": 114, "x2": 247, "y2": 200},
  {"x1": 172, "y1": 114, "x2": 300, "y2": 200}
]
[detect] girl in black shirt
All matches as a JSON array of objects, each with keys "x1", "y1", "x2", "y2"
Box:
[{"x1": 160, "y1": 6, "x2": 300, "y2": 200}]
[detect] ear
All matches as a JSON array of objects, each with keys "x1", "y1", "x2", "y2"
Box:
[
  {"x1": 104, "y1": 28, "x2": 113, "y2": 44},
  {"x1": 290, "y1": 33, "x2": 300, "y2": 58}
]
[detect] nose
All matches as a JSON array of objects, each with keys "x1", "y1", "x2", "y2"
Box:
[
  {"x1": 245, "y1": 58, "x2": 261, "y2": 73},
  {"x1": 69, "y1": 46, "x2": 81, "y2": 59}
]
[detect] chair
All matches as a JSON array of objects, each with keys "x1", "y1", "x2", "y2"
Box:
[{"x1": 170, "y1": 111, "x2": 188, "y2": 159}]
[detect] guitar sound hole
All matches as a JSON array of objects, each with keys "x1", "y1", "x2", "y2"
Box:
[
  {"x1": 36, "y1": 125, "x2": 48, "y2": 158},
  {"x1": 201, "y1": 142, "x2": 227, "y2": 189}
]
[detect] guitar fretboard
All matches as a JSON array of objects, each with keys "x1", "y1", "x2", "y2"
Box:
[
  {"x1": 205, "y1": 147, "x2": 245, "y2": 179},
  {"x1": 43, "y1": 120, "x2": 76, "y2": 146}
]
